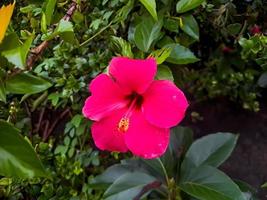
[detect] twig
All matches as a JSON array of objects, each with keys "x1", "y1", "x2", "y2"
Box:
[
  {"x1": 43, "y1": 108, "x2": 71, "y2": 141},
  {"x1": 36, "y1": 107, "x2": 45, "y2": 133},
  {"x1": 26, "y1": 1, "x2": 77, "y2": 69}
]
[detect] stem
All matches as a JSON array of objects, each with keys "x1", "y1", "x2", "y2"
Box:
[
  {"x1": 79, "y1": 21, "x2": 113, "y2": 47},
  {"x1": 156, "y1": 158, "x2": 170, "y2": 188}
]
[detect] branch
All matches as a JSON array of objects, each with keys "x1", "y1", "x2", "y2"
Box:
[{"x1": 26, "y1": 1, "x2": 77, "y2": 70}]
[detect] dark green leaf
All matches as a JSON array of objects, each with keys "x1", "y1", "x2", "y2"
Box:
[
  {"x1": 160, "y1": 126, "x2": 193, "y2": 178},
  {"x1": 6, "y1": 73, "x2": 52, "y2": 94},
  {"x1": 0, "y1": 120, "x2": 47, "y2": 178},
  {"x1": 164, "y1": 18, "x2": 179, "y2": 33},
  {"x1": 139, "y1": 0, "x2": 158, "y2": 21},
  {"x1": 134, "y1": 17, "x2": 162, "y2": 52},
  {"x1": 181, "y1": 15, "x2": 199, "y2": 40},
  {"x1": 227, "y1": 23, "x2": 242, "y2": 35},
  {"x1": 181, "y1": 133, "x2": 238, "y2": 174},
  {"x1": 103, "y1": 172, "x2": 158, "y2": 200},
  {"x1": 166, "y1": 43, "x2": 199, "y2": 64},
  {"x1": 176, "y1": 0, "x2": 205, "y2": 13},
  {"x1": 156, "y1": 65, "x2": 174, "y2": 81},
  {"x1": 91, "y1": 164, "x2": 136, "y2": 189},
  {"x1": 180, "y1": 165, "x2": 245, "y2": 200}
]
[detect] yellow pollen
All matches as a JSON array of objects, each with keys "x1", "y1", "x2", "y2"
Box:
[{"x1": 118, "y1": 117, "x2": 129, "y2": 133}]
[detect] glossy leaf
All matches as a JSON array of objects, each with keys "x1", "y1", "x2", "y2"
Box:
[
  {"x1": 103, "y1": 172, "x2": 158, "y2": 200},
  {"x1": 180, "y1": 165, "x2": 245, "y2": 200},
  {"x1": 176, "y1": 0, "x2": 205, "y2": 13},
  {"x1": 6, "y1": 73, "x2": 52, "y2": 94},
  {"x1": 161, "y1": 126, "x2": 193, "y2": 178},
  {"x1": 181, "y1": 15, "x2": 199, "y2": 40},
  {"x1": 139, "y1": 0, "x2": 158, "y2": 21},
  {"x1": 181, "y1": 133, "x2": 238, "y2": 174},
  {"x1": 0, "y1": 120, "x2": 47, "y2": 178},
  {"x1": 91, "y1": 163, "x2": 141, "y2": 189},
  {"x1": 134, "y1": 17, "x2": 162, "y2": 52},
  {"x1": 166, "y1": 43, "x2": 199, "y2": 64},
  {"x1": 156, "y1": 65, "x2": 174, "y2": 81},
  {"x1": 1, "y1": 34, "x2": 34, "y2": 69}
]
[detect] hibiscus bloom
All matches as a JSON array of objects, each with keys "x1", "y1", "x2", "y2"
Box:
[
  {"x1": 83, "y1": 57, "x2": 188, "y2": 159},
  {"x1": 0, "y1": 2, "x2": 15, "y2": 43}
]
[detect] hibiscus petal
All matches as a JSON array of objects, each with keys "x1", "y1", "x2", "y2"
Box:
[
  {"x1": 142, "y1": 80, "x2": 188, "y2": 128},
  {"x1": 109, "y1": 57, "x2": 157, "y2": 94},
  {"x1": 125, "y1": 111, "x2": 169, "y2": 159},
  {"x1": 91, "y1": 109, "x2": 128, "y2": 152},
  {"x1": 82, "y1": 74, "x2": 128, "y2": 121}
]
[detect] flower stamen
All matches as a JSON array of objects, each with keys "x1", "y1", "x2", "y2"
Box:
[{"x1": 118, "y1": 117, "x2": 129, "y2": 133}]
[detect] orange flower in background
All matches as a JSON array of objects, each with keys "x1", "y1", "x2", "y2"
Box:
[{"x1": 0, "y1": 2, "x2": 15, "y2": 43}]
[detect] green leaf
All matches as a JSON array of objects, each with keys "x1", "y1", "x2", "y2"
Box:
[
  {"x1": 0, "y1": 80, "x2": 6, "y2": 103},
  {"x1": 181, "y1": 15, "x2": 199, "y2": 40},
  {"x1": 164, "y1": 18, "x2": 179, "y2": 33},
  {"x1": 71, "y1": 114, "x2": 83, "y2": 128},
  {"x1": 91, "y1": 163, "x2": 143, "y2": 189},
  {"x1": 227, "y1": 23, "x2": 242, "y2": 35},
  {"x1": 176, "y1": 0, "x2": 205, "y2": 13},
  {"x1": 1, "y1": 34, "x2": 34, "y2": 69},
  {"x1": 6, "y1": 73, "x2": 52, "y2": 94},
  {"x1": 257, "y1": 72, "x2": 267, "y2": 88},
  {"x1": 139, "y1": 0, "x2": 158, "y2": 21},
  {"x1": 111, "y1": 36, "x2": 134, "y2": 58},
  {"x1": 43, "y1": 20, "x2": 75, "y2": 43},
  {"x1": 150, "y1": 47, "x2": 172, "y2": 64},
  {"x1": 235, "y1": 180, "x2": 258, "y2": 200},
  {"x1": 103, "y1": 172, "x2": 158, "y2": 200},
  {"x1": 180, "y1": 165, "x2": 245, "y2": 200},
  {"x1": 156, "y1": 65, "x2": 174, "y2": 81},
  {"x1": 44, "y1": 0, "x2": 57, "y2": 26},
  {"x1": 134, "y1": 17, "x2": 162, "y2": 52},
  {"x1": 41, "y1": 12, "x2": 47, "y2": 33},
  {"x1": 181, "y1": 133, "x2": 238, "y2": 174},
  {"x1": 0, "y1": 120, "x2": 47, "y2": 178},
  {"x1": 165, "y1": 43, "x2": 199, "y2": 64},
  {"x1": 160, "y1": 126, "x2": 193, "y2": 178}
]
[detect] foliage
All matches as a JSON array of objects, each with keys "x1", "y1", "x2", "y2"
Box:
[{"x1": 0, "y1": 0, "x2": 266, "y2": 199}]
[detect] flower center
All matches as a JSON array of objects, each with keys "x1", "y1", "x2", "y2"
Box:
[{"x1": 117, "y1": 93, "x2": 143, "y2": 133}]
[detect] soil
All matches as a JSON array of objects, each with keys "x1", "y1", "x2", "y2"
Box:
[{"x1": 184, "y1": 98, "x2": 267, "y2": 199}]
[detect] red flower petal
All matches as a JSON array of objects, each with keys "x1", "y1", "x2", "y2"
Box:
[
  {"x1": 142, "y1": 80, "x2": 188, "y2": 128},
  {"x1": 109, "y1": 57, "x2": 157, "y2": 94},
  {"x1": 125, "y1": 110, "x2": 169, "y2": 159},
  {"x1": 82, "y1": 74, "x2": 128, "y2": 121},
  {"x1": 91, "y1": 108, "x2": 128, "y2": 152}
]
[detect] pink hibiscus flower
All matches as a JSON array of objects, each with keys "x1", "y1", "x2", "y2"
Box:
[{"x1": 82, "y1": 57, "x2": 188, "y2": 159}]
